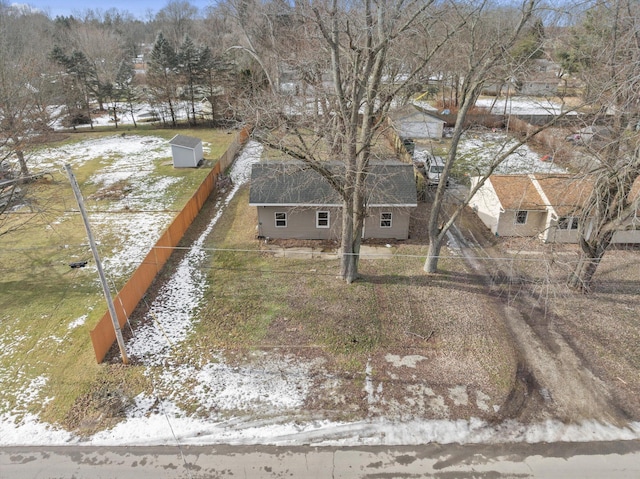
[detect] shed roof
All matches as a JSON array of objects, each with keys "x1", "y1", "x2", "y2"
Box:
[
  {"x1": 489, "y1": 175, "x2": 546, "y2": 211},
  {"x1": 249, "y1": 161, "x2": 417, "y2": 207},
  {"x1": 169, "y1": 134, "x2": 202, "y2": 149}
]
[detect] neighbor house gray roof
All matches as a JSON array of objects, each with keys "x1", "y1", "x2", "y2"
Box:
[
  {"x1": 249, "y1": 161, "x2": 417, "y2": 207},
  {"x1": 169, "y1": 134, "x2": 202, "y2": 149}
]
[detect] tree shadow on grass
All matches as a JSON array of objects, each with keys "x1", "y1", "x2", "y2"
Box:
[{"x1": 357, "y1": 269, "x2": 503, "y2": 298}]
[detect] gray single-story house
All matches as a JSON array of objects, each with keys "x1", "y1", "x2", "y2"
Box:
[
  {"x1": 169, "y1": 134, "x2": 203, "y2": 168},
  {"x1": 249, "y1": 161, "x2": 417, "y2": 240}
]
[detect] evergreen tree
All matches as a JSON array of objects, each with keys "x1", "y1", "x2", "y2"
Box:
[{"x1": 147, "y1": 32, "x2": 179, "y2": 126}]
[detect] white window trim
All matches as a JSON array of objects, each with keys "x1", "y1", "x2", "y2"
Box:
[
  {"x1": 380, "y1": 211, "x2": 393, "y2": 228},
  {"x1": 316, "y1": 210, "x2": 330, "y2": 228},
  {"x1": 515, "y1": 210, "x2": 528, "y2": 225},
  {"x1": 275, "y1": 211, "x2": 287, "y2": 228}
]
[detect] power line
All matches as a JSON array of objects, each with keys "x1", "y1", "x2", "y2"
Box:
[{"x1": 2, "y1": 241, "x2": 636, "y2": 265}]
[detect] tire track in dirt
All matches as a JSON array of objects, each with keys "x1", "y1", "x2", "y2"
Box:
[{"x1": 446, "y1": 221, "x2": 626, "y2": 425}]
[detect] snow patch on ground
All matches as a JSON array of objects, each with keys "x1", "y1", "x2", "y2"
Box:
[
  {"x1": 92, "y1": 211, "x2": 173, "y2": 279},
  {"x1": 155, "y1": 354, "x2": 317, "y2": 414},
  {"x1": 68, "y1": 314, "x2": 88, "y2": 330},
  {"x1": 475, "y1": 97, "x2": 576, "y2": 116},
  {"x1": 385, "y1": 354, "x2": 427, "y2": 368},
  {"x1": 457, "y1": 131, "x2": 567, "y2": 175},
  {"x1": 30, "y1": 135, "x2": 168, "y2": 170}
]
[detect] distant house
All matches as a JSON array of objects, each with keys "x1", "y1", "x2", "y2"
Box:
[
  {"x1": 516, "y1": 59, "x2": 561, "y2": 97},
  {"x1": 517, "y1": 79, "x2": 560, "y2": 97},
  {"x1": 249, "y1": 161, "x2": 417, "y2": 240},
  {"x1": 169, "y1": 134, "x2": 203, "y2": 168},
  {"x1": 469, "y1": 174, "x2": 640, "y2": 244},
  {"x1": 388, "y1": 104, "x2": 446, "y2": 141}
]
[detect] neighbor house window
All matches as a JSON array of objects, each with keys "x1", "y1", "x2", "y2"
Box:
[
  {"x1": 316, "y1": 211, "x2": 330, "y2": 228},
  {"x1": 275, "y1": 212, "x2": 287, "y2": 227},
  {"x1": 558, "y1": 216, "x2": 579, "y2": 230},
  {"x1": 515, "y1": 210, "x2": 528, "y2": 224},
  {"x1": 380, "y1": 212, "x2": 392, "y2": 228}
]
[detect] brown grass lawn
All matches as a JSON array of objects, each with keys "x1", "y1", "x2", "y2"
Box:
[{"x1": 169, "y1": 185, "x2": 520, "y2": 422}]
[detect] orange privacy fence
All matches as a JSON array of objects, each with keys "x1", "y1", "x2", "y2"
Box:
[{"x1": 90, "y1": 127, "x2": 250, "y2": 363}]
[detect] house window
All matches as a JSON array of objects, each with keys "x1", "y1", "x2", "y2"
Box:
[
  {"x1": 558, "y1": 216, "x2": 569, "y2": 229},
  {"x1": 316, "y1": 211, "x2": 330, "y2": 228},
  {"x1": 515, "y1": 210, "x2": 528, "y2": 224},
  {"x1": 558, "y1": 216, "x2": 579, "y2": 230},
  {"x1": 380, "y1": 212, "x2": 392, "y2": 228},
  {"x1": 275, "y1": 212, "x2": 287, "y2": 227}
]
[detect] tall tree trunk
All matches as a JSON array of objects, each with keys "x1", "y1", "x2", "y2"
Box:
[
  {"x1": 567, "y1": 254, "x2": 603, "y2": 292},
  {"x1": 189, "y1": 82, "x2": 197, "y2": 126},
  {"x1": 423, "y1": 83, "x2": 479, "y2": 274},
  {"x1": 127, "y1": 100, "x2": 137, "y2": 128},
  {"x1": 16, "y1": 149, "x2": 29, "y2": 177},
  {"x1": 424, "y1": 233, "x2": 442, "y2": 273},
  {"x1": 167, "y1": 98, "x2": 177, "y2": 127},
  {"x1": 568, "y1": 233, "x2": 613, "y2": 292},
  {"x1": 340, "y1": 196, "x2": 359, "y2": 283}
]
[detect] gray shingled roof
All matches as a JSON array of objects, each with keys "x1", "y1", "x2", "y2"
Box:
[
  {"x1": 169, "y1": 134, "x2": 202, "y2": 149},
  {"x1": 249, "y1": 161, "x2": 417, "y2": 207}
]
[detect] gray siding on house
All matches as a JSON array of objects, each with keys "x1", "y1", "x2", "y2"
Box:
[
  {"x1": 257, "y1": 206, "x2": 412, "y2": 240},
  {"x1": 363, "y1": 208, "x2": 411, "y2": 240},
  {"x1": 395, "y1": 120, "x2": 444, "y2": 140},
  {"x1": 389, "y1": 105, "x2": 446, "y2": 140},
  {"x1": 257, "y1": 206, "x2": 341, "y2": 240}
]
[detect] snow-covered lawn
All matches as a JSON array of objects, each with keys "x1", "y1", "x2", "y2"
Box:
[
  {"x1": 456, "y1": 131, "x2": 567, "y2": 175},
  {"x1": 31, "y1": 135, "x2": 186, "y2": 279},
  {"x1": 475, "y1": 97, "x2": 576, "y2": 116},
  {"x1": 2, "y1": 138, "x2": 639, "y2": 447}
]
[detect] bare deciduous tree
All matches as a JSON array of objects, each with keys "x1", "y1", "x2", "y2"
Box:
[
  {"x1": 561, "y1": 0, "x2": 640, "y2": 291},
  {"x1": 423, "y1": 0, "x2": 557, "y2": 274},
  {"x1": 242, "y1": 0, "x2": 458, "y2": 283}
]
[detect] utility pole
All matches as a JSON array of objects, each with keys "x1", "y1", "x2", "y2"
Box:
[{"x1": 65, "y1": 164, "x2": 129, "y2": 364}]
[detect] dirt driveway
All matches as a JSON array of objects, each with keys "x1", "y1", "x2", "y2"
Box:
[{"x1": 449, "y1": 204, "x2": 640, "y2": 425}]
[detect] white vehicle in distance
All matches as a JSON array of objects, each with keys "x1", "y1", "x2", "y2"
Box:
[{"x1": 414, "y1": 149, "x2": 448, "y2": 188}]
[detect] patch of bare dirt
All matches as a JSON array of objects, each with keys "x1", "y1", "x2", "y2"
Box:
[{"x1": 89, "y1": 180, "x2": 133, "y2": 201}]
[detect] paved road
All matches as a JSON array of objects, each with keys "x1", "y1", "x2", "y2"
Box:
[{"x1": 2, "y1": 441, "x2": 640, "y2": 478}]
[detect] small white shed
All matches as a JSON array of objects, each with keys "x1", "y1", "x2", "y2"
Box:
[{"x1": 169, "y1": 134, "x2": 203, "y2": 168}]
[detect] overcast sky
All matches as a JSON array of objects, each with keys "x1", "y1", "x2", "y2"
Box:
[{"x1": 12, "y1": 0, "x2": 215, "y2": 20}]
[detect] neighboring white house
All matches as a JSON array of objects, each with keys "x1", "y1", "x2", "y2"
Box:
[
  {"x1": 388, "y1": 104, "x2": 446, "y2": 140},
  {"x1": 169, "y1": 134, "x2": 203, "y2": 168},
  {"x1": 249, "y1": 161, "x2": 417, "y2": 241},
  {"x1": 470, "y1": 174, "x2": 640, "y2": 244}
]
